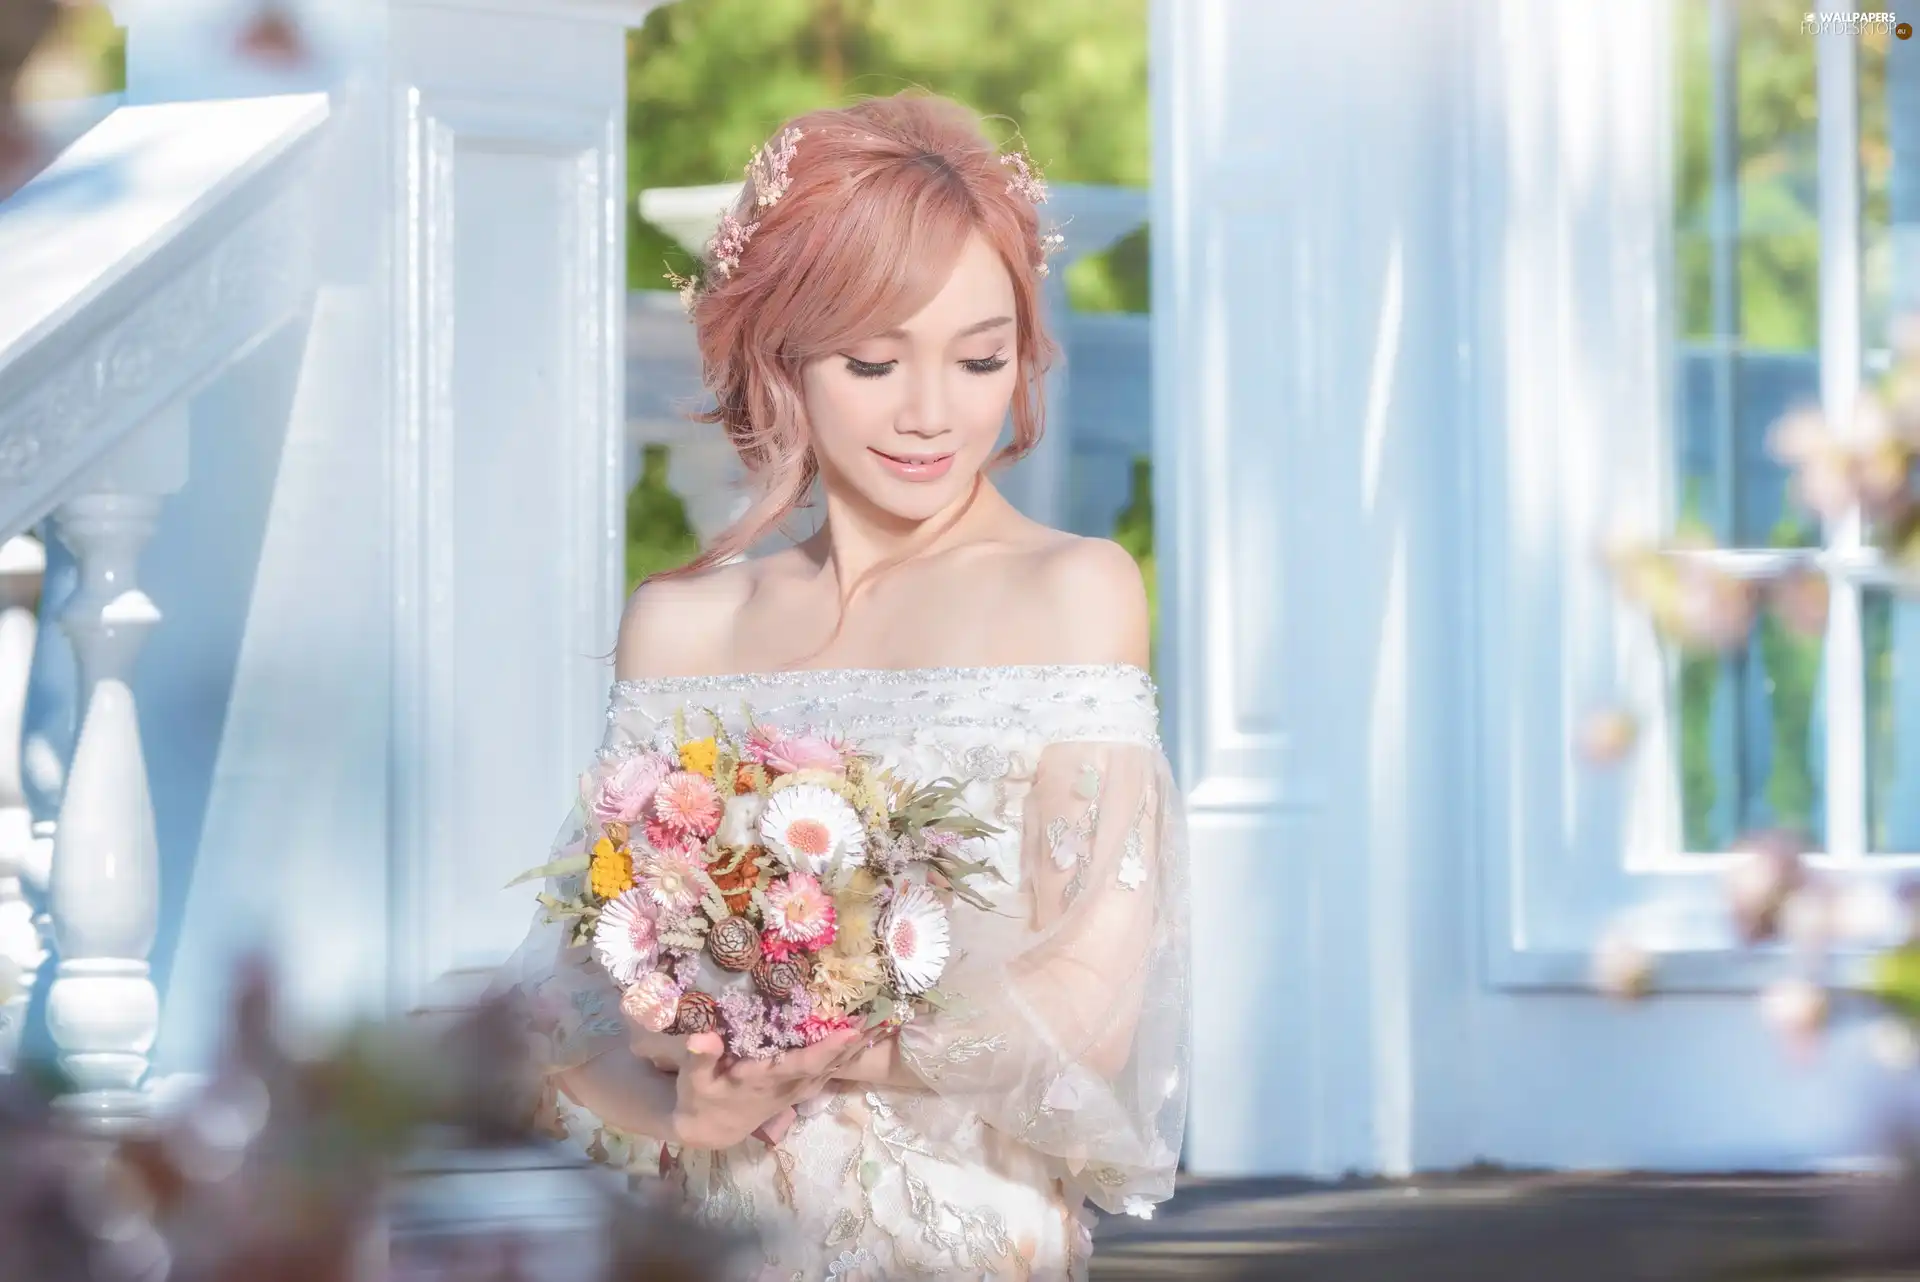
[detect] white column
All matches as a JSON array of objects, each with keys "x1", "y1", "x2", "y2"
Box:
[
  {"x1": 0, "y1": 534, "x2": 49, "y2": 1071},
  {"x1": 1153, "y1": 0, "x2": 1471, "y2": 1177},
  {"x1": 385, "y1": 0, "x2": 670, "y2": 1012},
  {"x1": 45, "y1": 409, "x2": 187, "y2": 1134}
]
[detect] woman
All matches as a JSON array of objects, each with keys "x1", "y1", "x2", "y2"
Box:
[{"x1": 498, "y1": 92, "x2": 1189, "y2": 1281}]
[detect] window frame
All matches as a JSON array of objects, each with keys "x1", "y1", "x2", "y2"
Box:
[{"x1": 1471, "y1": 0, "x2": 1917, "y2": 993}]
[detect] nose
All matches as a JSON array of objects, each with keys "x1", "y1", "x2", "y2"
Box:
[{"x1": 895, "y1": 364, "x2": 950, "y2": 440}]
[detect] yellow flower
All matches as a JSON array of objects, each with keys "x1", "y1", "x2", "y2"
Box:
[
  {"x1": 589, "y1": 837, "x2": 634, "y2": 899},
  {"x1": 679, "y1": 738, "x2": 719, "y2": 778}
]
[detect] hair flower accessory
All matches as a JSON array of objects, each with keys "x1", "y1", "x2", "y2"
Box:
[
  {"x1": 1001, "y1": 149, "x2": 1067, "y2": 276},
  {"x1": 749, "y1": 125, "x2": 804, "y2": 209},
  {"x1": 665, "y1": 126, "x2": 805, "y2": 310},
  {"x1": 1000, "y1": 150, "x2": 1048, "y2": 205}
]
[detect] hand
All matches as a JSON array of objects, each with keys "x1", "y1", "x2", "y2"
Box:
[
  {"x1": 669, "y1": 1029, "x2": 869, "y2": 1151},
  {"x1": 628, "y1": 1024, "x2": 688, "y2": 1073}
]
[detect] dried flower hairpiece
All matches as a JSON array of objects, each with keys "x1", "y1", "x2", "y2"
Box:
[
  {"x1": 665, "y1": 131, "x2": 1066, "y2": 307},
  {"x1": 1002, "y1": 148, "x2": 1067, "y2": 277},
  {"x1": 1000, "y1": 151, "x2": 1048, "y2": 206},
  {"x1": 666, "y1": 126, "x2": 805, "y2": 310}
]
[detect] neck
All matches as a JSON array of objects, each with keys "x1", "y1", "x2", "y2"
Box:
[{"x1": 809, "y1": 472, "x2": 1001, "y2": 596}]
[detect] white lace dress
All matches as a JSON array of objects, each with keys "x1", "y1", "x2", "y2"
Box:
[{"x1": 495, "y1": 664, "x2": 1190, "y2": 1281}]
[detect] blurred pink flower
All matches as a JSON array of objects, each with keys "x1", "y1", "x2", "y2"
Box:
[
  {"x1": 1575, "y1": 707, "x2": 1639, "y2": 767},
  {"x1": 1592, "y1": 929, "x2": 1655, "y2": 1000},
  {"x1": 749, "y1": 726, "x2": 846, "y2": 773},
  {"x1": 1671, "y1": 563, "x2": 1758, "y2": 653},
  {"x1": 235, "y1": 3, "x2": 310, "y2": 68},
  {"x1": 1759, "y1": 977, "x2": 1829, "y2": 1058},
  {"x1": 1724, "y1": 831, "x2": 1808, "y2": 945},
  {"x1": 593, "y1": 753, "x2": 671, "y2": 825},
  {"x1": 1768, "y1": 570, "x2": 1830, "y2": 639}
]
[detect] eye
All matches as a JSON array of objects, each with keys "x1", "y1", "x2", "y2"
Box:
[
  {"x1": 962, "y1": 355, "x2": 1010, "y2": 375},
  {"x1": 844, "y1": 357, "x2": 895, "y2": 379}
]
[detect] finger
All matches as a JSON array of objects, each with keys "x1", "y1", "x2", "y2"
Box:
[{"x1": 684, "y1": 1031, "x2": 726, "y2": 1061}]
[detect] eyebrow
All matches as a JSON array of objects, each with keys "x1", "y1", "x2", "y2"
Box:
[{"x1": 877, "y1": 315, "x2": 1014, "y2": 341}]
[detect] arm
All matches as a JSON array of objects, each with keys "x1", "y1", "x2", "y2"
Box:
[
  {"x1": 890, "y1": 544, "x2": 1186, "y2": 1214},
  {"x1": 555, "y1": 1049, "x2": 680, "y2": 1139}
]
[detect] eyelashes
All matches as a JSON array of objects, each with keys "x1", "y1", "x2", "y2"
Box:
[{"x1": 842, "y1": 354, "x2": 1010, "y2": 380}]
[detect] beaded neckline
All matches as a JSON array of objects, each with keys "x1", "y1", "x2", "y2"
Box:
[{"x1": 611, "y1": 661, "x2": 1156, "y2": 698}]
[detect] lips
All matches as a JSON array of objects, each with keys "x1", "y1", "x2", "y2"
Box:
[{"x1": 869, "y1": 447, "x2": 957, "y2": 482}]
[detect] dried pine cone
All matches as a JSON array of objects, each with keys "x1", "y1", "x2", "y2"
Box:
[
  {"x1": 752, "y1": 956, "x2": 805, "y2": 1001},
  {"x1": 707, "y1": 916, "x2": 761, "y2": 971},
  {"x1": 670, "y1": 990, "x2": 719, "y2": 1035}
]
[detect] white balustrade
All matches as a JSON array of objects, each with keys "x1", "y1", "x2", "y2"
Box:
[
  {"x1": 43, "y1": 409, "x2": 187, "y2": 1132},
  {"x1": 0, "y1": 533, "x2": 49, "y2": 1072}
]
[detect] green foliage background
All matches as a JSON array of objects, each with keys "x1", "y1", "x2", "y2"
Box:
[{"x1": 623, "y1": 0, "x2": 1151, "y2": 313}]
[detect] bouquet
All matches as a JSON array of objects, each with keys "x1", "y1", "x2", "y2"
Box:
[{"x1": 513, "y1": 711, "x2": 1002, "y2": 1060}]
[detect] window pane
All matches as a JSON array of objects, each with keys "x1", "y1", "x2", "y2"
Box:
[
  {"x1": 1861, "y1": 18, "x2": 1918, "y2": 855},
  {"x1": 1679, "y1": 606, "x2": 1830, "y2": 852},
  {"x1": 1672, "y1": 0, "x2": 1824, "y2": 850},
  {"x1": 1860, "y1": 18, "x2": 1898, "y2": 363},
  {"x1": 1865, "y1": 590, "x2": 1920, "y2": 852}
]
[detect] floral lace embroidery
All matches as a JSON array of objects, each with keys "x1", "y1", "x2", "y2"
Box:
[
  {"x1": 773, "y1": 1147, "x2": 798, "y2": 1209},
  {"x1": 865, "y1": 1092, "x2": 1017, "y2": 1273},
  {"x1": 689, "y1": 1150, "x2": 756, "y2": 1231},
  {"x1": 1117, "y1": 787, "x2": 1155, "y2": 892},
  {"x1": 825, "y1": 1248, "x2": 875, "y2": 1278},
  {"x1": 1049, "y1": 764, "x2": 1103, "y2": 907}
]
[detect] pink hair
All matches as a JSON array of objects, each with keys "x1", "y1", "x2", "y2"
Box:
[{"x1": 648, "y1": 92, "x2": 1059, "y2": 588}]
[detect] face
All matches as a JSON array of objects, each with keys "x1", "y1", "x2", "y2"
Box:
[{"x1": 801, "y1": 230, "x2": 1020, "y2": 524}]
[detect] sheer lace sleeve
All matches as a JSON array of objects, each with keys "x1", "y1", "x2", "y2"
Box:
[
  {"x1": 488, "y1": 717, "x2": 636, "y2": 1082},
  {"x1": 896, "y1": 737, "x2": 1191, "y2": 1216}
]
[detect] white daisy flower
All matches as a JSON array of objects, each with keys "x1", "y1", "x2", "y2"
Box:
[
  {"x1": 1122, "y1": 1196, "x2": 1156, "y2": 1220},
  {"x1": 591, "y1": 889, "x2": 660, "y2": 985},
  {"x1": 760, "y1": 783, "x2": 864, "y2": 878},
  {"x1": 881, "y1": 882, "x2": 951, "y2": 995}
]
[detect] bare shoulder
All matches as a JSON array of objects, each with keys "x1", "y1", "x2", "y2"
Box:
[
  {"x1": 614, "y1": 557, "x2": 762, "y2": 681},
  {"x1": 1022, "y1": 535, "x2": 1151, "y2": 668}
]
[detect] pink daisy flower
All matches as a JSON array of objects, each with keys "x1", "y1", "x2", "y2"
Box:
[
  {"x1": 641, "y1": 848, "x2": 708, "y2": 914},
  {"x1": 654, "y1": 770, "x2": 721, "y2": 839},
  {"x1": 643, "y1": 816, "x2": 698, "y2": 856},
  {"x1": 763, "y1": 873, "x2": 837, "y2": 949},
  {"x1": 797, "y1": 1012, "x2": 859, "y2": 1046},
  {"x1": 591, "y1": 889, "x2": 660, "y2": 985}
]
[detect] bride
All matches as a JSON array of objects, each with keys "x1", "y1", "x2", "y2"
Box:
[{"x1": 497, "y1": 92, "x2": 1189, "y2": 1281}]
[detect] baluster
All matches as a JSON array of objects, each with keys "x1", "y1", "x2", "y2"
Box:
[
  {"x1": 45, "y1": 410, "x2": 186, "y2": 1133},
  {"x1": 0, "y1": 533, "x2": 49, "y2": 1072}
]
